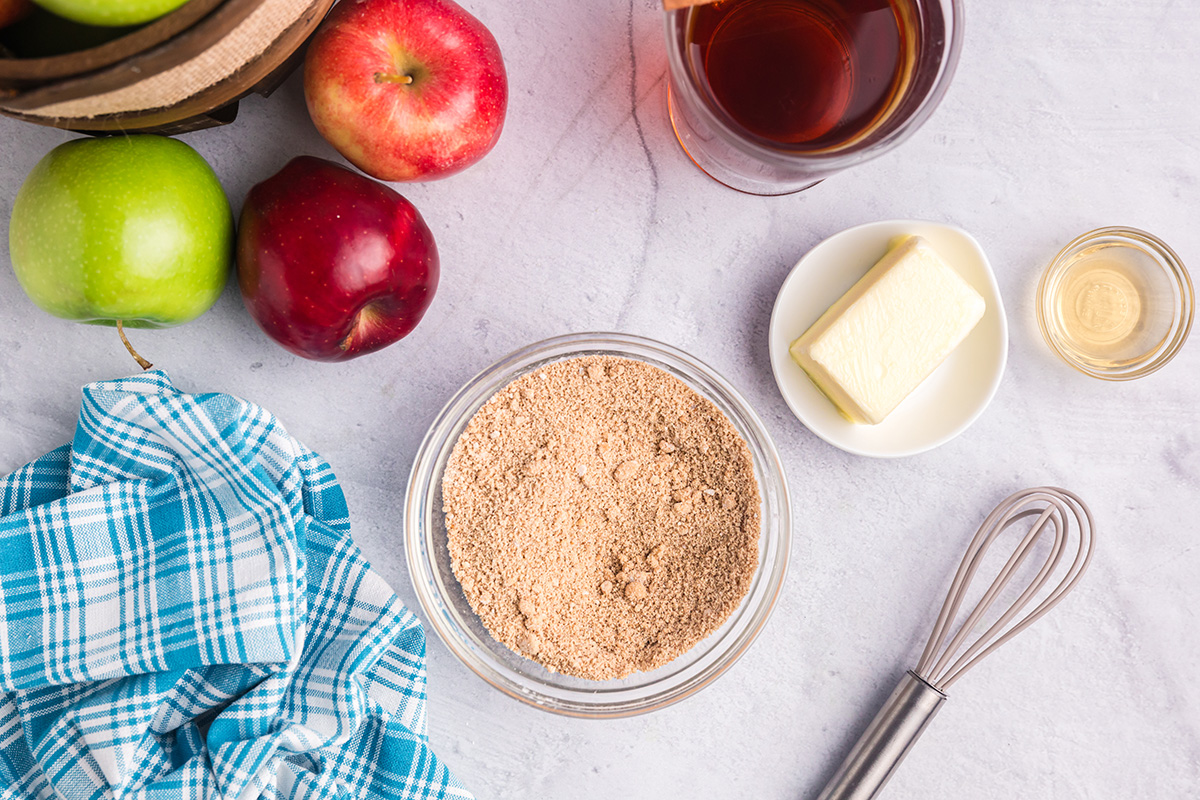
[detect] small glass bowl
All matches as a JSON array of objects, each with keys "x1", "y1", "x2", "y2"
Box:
[
  {"x1": 404, "y1": 332, "x2": 791, "y2": 718},
  {"x1": 1037, "y1": 227, "x2": 1194, "y2": 380}
]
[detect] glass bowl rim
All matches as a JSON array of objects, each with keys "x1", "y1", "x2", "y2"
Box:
[
  {"x1": 1036, "y1": 225, "x2": 1194, "y2": 381},
  {"x1": 403, "y1": 332, "x2": 792, "y2": 718}
]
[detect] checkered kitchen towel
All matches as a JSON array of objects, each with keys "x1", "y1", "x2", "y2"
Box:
[{"x1": 0, "y1": 371, "x2": 473, "y2": 800}]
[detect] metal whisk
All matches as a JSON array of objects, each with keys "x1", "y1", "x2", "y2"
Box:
[{"x1": 814, "y1": 487, "x2": 1095, "y2": 800}]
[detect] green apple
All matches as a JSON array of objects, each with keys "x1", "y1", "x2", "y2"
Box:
[
  {"x1": 9, "y1": 135, "x2": 233, "y2": 333},
  {"x1": 29, "y1": 0, "x2": 187, "y2": 26}
]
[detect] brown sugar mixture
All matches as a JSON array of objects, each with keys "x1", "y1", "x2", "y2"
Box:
[{"x1": 442, "y1": 355, "x2": 761, "y2": 680}]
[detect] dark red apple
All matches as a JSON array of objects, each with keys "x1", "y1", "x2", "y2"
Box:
[
  {"x1": 236, "y1": 156, "x2": 438, "y2": 361},
  {"x1": 303, "y1": 0, "x2": 507, "y2": 182}
]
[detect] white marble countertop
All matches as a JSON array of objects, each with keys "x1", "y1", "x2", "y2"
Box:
[{"x1": 2, "y1": 0, "x2": 1198, "y2": 797}]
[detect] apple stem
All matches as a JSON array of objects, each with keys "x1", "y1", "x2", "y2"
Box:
[
  {"x1": 117, "y1": 321, "x2": 153, "y2": 371},
  {"x1": 374, "y1": 72, "x2": 414, "y2": 85}
]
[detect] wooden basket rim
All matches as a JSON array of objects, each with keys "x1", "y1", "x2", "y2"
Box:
[
  {"x1": 0, "y1": 0, "x2": 226, "y2": 85},
  {"x1": 0, "y1": 0, "x2": 332, "y2": 131}
]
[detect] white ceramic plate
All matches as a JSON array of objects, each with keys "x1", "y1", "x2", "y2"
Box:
[{"x1": 768, "y1": 219, "x2": 1008, "y2": 458}]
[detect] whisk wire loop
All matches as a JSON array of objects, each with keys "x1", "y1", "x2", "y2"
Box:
[
  {"x1": 924, "y1": 506, "x2": 1062, "y2": 682},
  {"x1": 916, "y1": 487, "x2": 1094, "y2": 690}
]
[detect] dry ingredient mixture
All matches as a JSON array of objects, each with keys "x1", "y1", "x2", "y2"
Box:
[{"x1": 442, "y1": 355, "x2": 761, "y2": 680}]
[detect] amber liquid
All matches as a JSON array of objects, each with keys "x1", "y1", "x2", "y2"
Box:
[
  {"x1": 688, "y1": 0, "x2": 915, "y2": 148},
  {"x1": 1051, "y1": 244, "x2": 1167, "y2": 368}
]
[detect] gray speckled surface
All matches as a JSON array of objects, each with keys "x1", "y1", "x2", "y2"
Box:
[{"x1": 1, "y1": 0, "x2": 1198, "y2": 797}]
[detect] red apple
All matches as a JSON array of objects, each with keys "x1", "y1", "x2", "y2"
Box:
[
  {"x1": 236, "y1": 156, "x2": 438, "y2": 361},
  {"x1": 303, "y1": 0, "x2": 507, "y2": 182}
]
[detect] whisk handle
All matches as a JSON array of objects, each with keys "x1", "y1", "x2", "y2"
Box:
[{"x1": 813, "y1": 671, "x2": 946, "y2": 800}]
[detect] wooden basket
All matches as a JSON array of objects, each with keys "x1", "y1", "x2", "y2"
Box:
[{"x1": 0, "y1": 0, "x2": 334, "y2": 133}]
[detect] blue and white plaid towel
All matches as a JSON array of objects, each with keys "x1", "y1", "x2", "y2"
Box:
[{"x1": 0, "y1": 371, "x2": 473, "y2": 800}]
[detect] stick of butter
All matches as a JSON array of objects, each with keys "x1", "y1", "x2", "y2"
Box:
[{"x1": 789, "y1": 235, "x2": 986, "y2": 425}]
